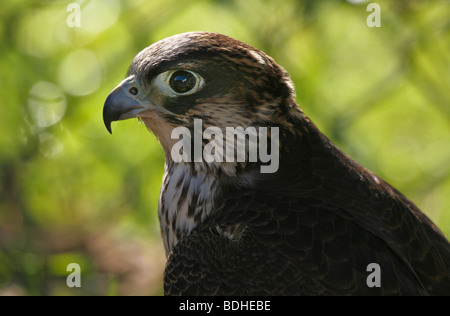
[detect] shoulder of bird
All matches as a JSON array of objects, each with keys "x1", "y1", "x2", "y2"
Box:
[{"x1": 103, "y1": 31, "x2": 450, "y2": 296}]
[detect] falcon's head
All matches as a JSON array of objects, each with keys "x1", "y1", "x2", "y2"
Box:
[{"x1": 103, "y1": 32, "x2": 299, "y2": 164}]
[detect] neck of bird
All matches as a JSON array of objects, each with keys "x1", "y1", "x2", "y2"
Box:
[
  {"x1": 157, "y1": 107, "x2": 310, "y2": 256},
  {"x1": 159, "y1": 161, "x2": 231, "y2": 256}
]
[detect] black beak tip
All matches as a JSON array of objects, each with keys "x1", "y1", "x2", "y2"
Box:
[
  {"x1": 103, "y1": 94, "x2": 119, "y2": 135},
  {"x1": 103, "y1": 107, "x2": 114, "y2": 134},
  {"x1": 104, "y1": 116, "x2": 113, "y2": 134},
  {"x1": 105, "y1": 122, "x2": 113, "y2": 134}
]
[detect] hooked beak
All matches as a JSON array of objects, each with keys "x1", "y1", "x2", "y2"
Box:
[{"x1": 103, "y1": 77, "x2": 146, "y2": 134}]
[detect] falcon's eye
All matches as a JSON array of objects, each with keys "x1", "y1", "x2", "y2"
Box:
[
  {"x1": 169, "y1": 71, "x2": 196, "y2": 94},
  {"x1": 154, "y1": 70, "x2": 204, "y2": 97}
]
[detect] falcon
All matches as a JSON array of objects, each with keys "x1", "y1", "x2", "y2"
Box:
[{"x1": 103, "y1": 32, "x2": 450, "y2": 295}]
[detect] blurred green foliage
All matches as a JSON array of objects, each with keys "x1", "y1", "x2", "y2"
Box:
[{"x1": 0, "y1": 0, "x2": 449, "y2": 295}]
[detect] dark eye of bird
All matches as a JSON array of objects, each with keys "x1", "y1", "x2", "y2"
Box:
[{"x1": 169, "y1": 71, "x2": 196, "y2": 94}]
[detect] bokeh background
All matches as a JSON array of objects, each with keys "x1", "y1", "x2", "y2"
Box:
[{"x1": 0, "y1": 0, "x2": 449, "y2": 296}]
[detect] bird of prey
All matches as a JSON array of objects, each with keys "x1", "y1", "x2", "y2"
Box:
[{"x1": 103, "y1": 32, "x2": 450, "y2": 295}]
